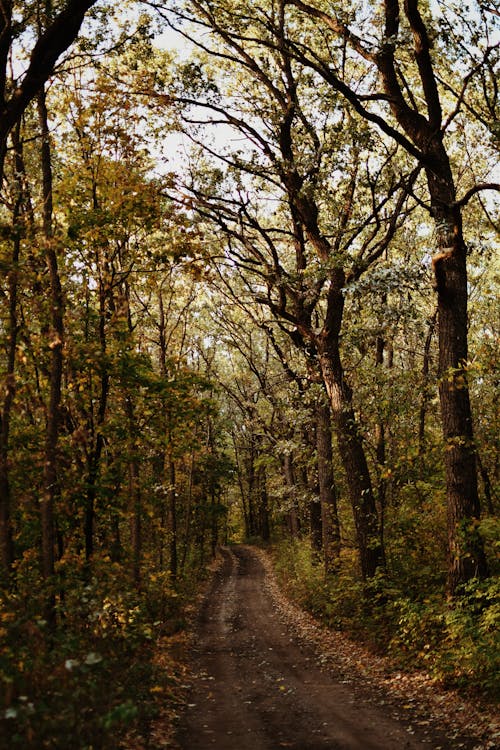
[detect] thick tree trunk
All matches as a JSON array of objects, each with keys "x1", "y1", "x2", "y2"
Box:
[
  {"x1": 280, "y1": 0, "x2": 490, "y2": 592},
  {"x1": 0, "y1": 122, "x2": 22, "y2": 577},
  {"x1": 38, "y1": 89, "x2": 63, "y2": 598},
  {"x1": 315, "y1": 398, "x2": 340, "y2": 573},
  {"x1": 283, "y1": 452, "x2": 299, "y2": 537},
  {"x1": 316, "y1": 275, "x2": 383, "y2": 579},
  {"x1": 319, "y1": 345, "x2": 382, "y2": 579},
  {"x1": 431, "y1": 192, "x2": 489, "y2": 592}
]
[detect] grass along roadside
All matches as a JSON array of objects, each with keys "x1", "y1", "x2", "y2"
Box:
[{"x1": 257, "y1": 541, "x2": 499, "y2": 749}]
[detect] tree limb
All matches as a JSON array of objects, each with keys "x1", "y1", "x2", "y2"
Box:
[{"x1": 454, "y1": 182, "x2": 500, "y2": 209}]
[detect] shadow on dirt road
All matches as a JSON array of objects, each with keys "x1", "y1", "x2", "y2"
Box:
[{"x1": 176, "y1": 546, "x2": 476, "y2": 750}]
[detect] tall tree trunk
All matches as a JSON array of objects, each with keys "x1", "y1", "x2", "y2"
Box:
[
  {"x1": 317, "y1": 278, "x2": 383, "y2": 579},
  {"x1": 38, "y1": 88, "x2": 63, "y2": 600},
  {"x1": 309, "y1": 496, "x2": 323, "y2": 554},
  {"x1": 167, "y1": 453, "x2": 178, "y2": 579},
  {"x1": 430, "y1": 184, "x2": 489, "y2": 591},
  {"x1": 0, "y1": 122, "x2": 22, "y2": 577},
  {"x1": 84, "y1": 233, "x2": 111, "y2": 560},
  {"x1": 287, "y1": 0, "x2": 491, "y2": 595},
  {"x1": 321, "y1": 361, "x2": 381, "y2": 579},
  {"x1": 180, "y1": 451, "x2": 195, "y2": 571},
  {"x1": 126, "y1": 394, "x2": 141, "y2": 588},
  {"x1": 375, "y1": 330, "x2": 389, "y2": 567},
  {"x1": 158, "y1": 290, "x2": 179, "y2": 579},
  {"x1": 418, "y1": 310, "x2": 438, "y2": 456},
  {"x1": 378, "y1": 2, "x2": 489, "y2": 594},
  {"x1": 283, "y1": 452, "x2": 299, "y2": 537},
  {"x1": 315, "y1": 396, "x2": 341, "y2": 573}
]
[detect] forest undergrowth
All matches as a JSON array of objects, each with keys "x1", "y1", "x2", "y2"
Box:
[
  {"x1": 2, "y1": 538, "x2": 498, "y2": 748},
  {"x1": 0, "y1": 556, "x2": 201, "y2": 750},
  {"x1": 271, "y1": 539, "x2": 500, "y2": 703}
]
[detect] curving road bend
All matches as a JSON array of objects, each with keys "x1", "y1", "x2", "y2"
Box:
[{"x1": 176, "y1": 546, "x2": 472, "y2": 750}]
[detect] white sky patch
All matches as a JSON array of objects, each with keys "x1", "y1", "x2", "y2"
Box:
[{"x1": 153, "y1": 25, "x2": 194, "y2": 59}]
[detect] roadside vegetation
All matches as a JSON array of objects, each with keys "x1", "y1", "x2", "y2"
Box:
[
  {"x1": 0, "y1": 2, "x2": 498, "y2": 747},
  {"x1": 272, "y1": 539, "x2": 499, "y2": 699}
]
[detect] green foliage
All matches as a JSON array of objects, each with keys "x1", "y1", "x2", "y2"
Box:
[
  {"x1": 439, "y1": 579, "x2": 500, "y2": 694},
  {"x1": 387, "y1": 578, "x2": 500, "y2": 696},
  {"x1": 272, "y1": 539, "x2": 500, "y2": 698},
  {"x1": 0, "y1": 560, "x2": 187, "y2": 749},
  {"x1": 0, "y1": 0, "x2": 497, "y2": 740}
]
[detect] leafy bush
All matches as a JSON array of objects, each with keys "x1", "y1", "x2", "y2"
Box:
[
  {"x1": 439, "y1": 578, "x2": 500, "y2": 695},
  {"x1": 272, "y1": 539, "x2": 500, "y2": 698},
  {"x1": 0, "y1": 559, "x2": 188, "y2": 749}
]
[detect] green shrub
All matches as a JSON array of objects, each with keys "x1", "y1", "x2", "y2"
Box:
[
  {"x1": 0, "y1": 559, "x2": 187, "y2": 749},
  {"x1": 271, "y1": 539, "x2": 499, "y2": 698}
]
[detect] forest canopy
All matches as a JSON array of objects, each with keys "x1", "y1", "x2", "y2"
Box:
[{"x1": 0, "y1": 1, "x2": 498, "y2": 746}]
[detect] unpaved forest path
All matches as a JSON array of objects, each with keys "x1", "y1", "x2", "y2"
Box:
[{"x1": 176, "y1": 546, "x2": 479, "y2": 750}]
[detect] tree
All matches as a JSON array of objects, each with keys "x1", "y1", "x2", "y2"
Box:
[
  {"x1": 0, "y1": 122, "x2": 23, "y2": 576},
  {"x1": 0, "y1": 0, "x2": 98, "y2": 182},
  {"x1": 160, "y1": 0, "x2": 424, "y2": 577},
  {"x1": 282, "y1": 0, "x2": 498, "y2": 592},
  {"x1": 163, "y1": 0, "x2": 498, "y2": 590},
  {"x1": 37, "y1": 84, "x2": 64, "y2": 604}
]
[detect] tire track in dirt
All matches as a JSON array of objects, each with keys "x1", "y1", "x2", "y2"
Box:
[{"x1": 176, "y1": 546, "x2": 476, "y2": 749}]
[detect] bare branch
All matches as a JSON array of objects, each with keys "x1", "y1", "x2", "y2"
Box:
[{"x1": 454, "y1": 182, "x2": 500, "y2": 209}]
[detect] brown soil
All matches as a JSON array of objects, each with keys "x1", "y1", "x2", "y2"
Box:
[{"x1": 175, "y1": 546, "x2": 487, "y2": 750}]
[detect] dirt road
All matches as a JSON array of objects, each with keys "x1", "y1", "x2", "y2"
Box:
[{"x1": 176, "y1": 546, "x2": 476, "y2": 749}]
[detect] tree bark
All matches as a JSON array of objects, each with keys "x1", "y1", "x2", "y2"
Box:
[
  {"x1": 319, "y1": 349, "x2": 382, "y2": 579},
  {"x1": 83, "y1": 200, "x2": 113, "y2": 560},
  {"x1": 125, "y1": 394, "x2": 141, "y2": 588},
  {"x1": 283, "y1": 452, "x2": 299, "y2": 537},
  {"x1": 315, "y1": 397, "x2": 340, "y2": 573},
  {"x1": 418, "y1": 310, "x2": 438, "y2": 456},
  {"x1": 158, "y1": 290, "x2": 178, "y2": 579},
  {"x1": 0, "y1": 121, "x2": 22, "y2": 577},
  {"x1": 431, "y1": 191, "x2": 489, "y2": 591},
  {"x1": 38, "y1": 88, "x2": 63, "y2": 597},
  {"x1": 287, "y1": 0, "x2": 490, "y2": 594},
  {"x1": 380, "y1": 1, "x2": 489, "y2": 593},
  {"x1": 167, "y1": 454, "x2": 178, "y2": 580},
  {"x1": 375, "y1": 329, "x2": 389, "y2": 567},
  {"x1": 316, "y1": 277, "x2": 383, "y2": 580}
]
